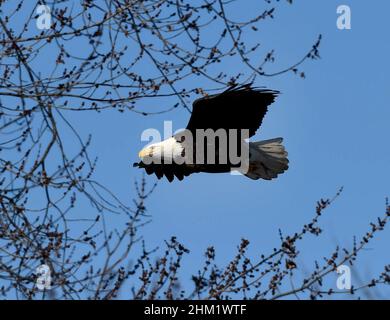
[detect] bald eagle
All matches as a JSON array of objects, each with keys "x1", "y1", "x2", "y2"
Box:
[{"x1": 134, "y1": 85, "x2": 288, "y2": 182}]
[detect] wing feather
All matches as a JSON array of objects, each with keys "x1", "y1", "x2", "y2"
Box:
[
  {"x1": 134, "y1": 162, "x2": 197, "y2": 182},
  {"x1": 186, "y1": 85, "x2": 279, "y2": 137}
]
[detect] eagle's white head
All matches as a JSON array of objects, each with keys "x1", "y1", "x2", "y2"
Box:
[{"x1": 138, "y1": 137, "x2": 183, "y2": 163}]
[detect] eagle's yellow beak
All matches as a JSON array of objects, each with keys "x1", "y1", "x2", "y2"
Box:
[{"x1": 138, "y1": 148, "x2": 149, "y2": 159}]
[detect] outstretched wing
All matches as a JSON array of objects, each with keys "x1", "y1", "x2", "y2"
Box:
[{"x1": 186, "y1": 85, "x2": 279, "y2": 137}]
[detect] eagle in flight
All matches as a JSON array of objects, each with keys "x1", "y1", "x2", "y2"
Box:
[{"x1": 134, "y1": 85, "x2": 288, "y2": 182}]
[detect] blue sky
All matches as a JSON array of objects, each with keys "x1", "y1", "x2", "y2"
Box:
[
  {"x1": 3, "y1": 0, "x2": 390, "y2": 298},
  {"x1": 65, "y1": 0, "x2": 390, "y2": 298},
  {"x1": 69, "y1": 0, "x2": 390, "y2": 297}
]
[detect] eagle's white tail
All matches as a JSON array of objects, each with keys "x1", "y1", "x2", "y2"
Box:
[{"x1": 245, "y1": 138, "x2": 289, "y2": 180}]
